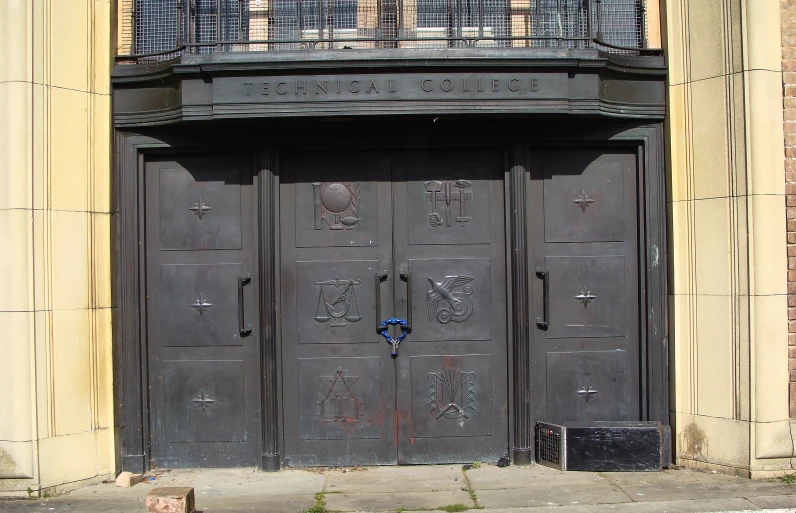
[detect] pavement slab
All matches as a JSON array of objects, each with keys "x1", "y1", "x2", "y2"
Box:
[
  {"x1": 452, "y1": 497, "x2": 765, "y2": 513},
  {"x1": 601, "y1": 469, "x2": 795, "y2": 503},
  {"x1": 324, "y1": 490, "x2": 473, "y2": 512},
  {"x1": 326, "y1": 465, "x2": 465, "y2": 494},
  {"x1": 745, "y1": 494, "x2": 796, "y2": 509},
  {"x1": 466, "y1": 464, "x2": 631, "y2": 508},
  {"x1": 474, "y1": 483, "x2": 630, "y2": 508}
]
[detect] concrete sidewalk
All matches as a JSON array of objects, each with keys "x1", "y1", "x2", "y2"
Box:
[{"x1": 2, "y1": 464, "x2": 796, "y2": 513}]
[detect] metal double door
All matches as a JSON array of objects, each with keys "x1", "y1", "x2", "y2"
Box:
[{"x1": 280, "y1": 149, "x2": 508, "y2": 466}]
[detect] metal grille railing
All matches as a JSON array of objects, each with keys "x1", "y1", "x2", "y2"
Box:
[{"x1": 119, "y1": 0, "x2": 655, "y2": 62}]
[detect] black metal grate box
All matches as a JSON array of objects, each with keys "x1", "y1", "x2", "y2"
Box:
[{"x1": 535, "y1": 421, "x2": 669, "y2": 472}]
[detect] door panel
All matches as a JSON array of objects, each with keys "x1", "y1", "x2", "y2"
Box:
[
  {"x1": 406, "y1": 176, "x2": 492, "y2": 245},
  {"x1": 281, "y1": 149, "x2": 509, "y2": 466},
  {"x1": 542, "y1": 158, "x2": 626, "y2": 243},
  {"x1": 545, "y1": 350, "x2": 629, "y2": 422},
  {"x1": 159, "y1": 166, "x2": 243, "y2": 251},
  {"x1": 408, "y1": 258, "x2": 493, "y2": 342},
  {"x1": 146, "y1": 154, "x2": 260, "y2": 468},
  {"x1": 280, "y1": 152, "x2": 396, "y2": 466},
  {"x1": 162, "y1": 359, "x2": 247, "y2": 443},
  {"x1": 297, "y1": 356, "x2": 383, "y2": 440},
  {"x1": 394, "y1": 150, "x2": 508, "y2": 464},
  {"x1": 545, "y1": 255, "x2": 627, "y2": 339},
  {"x1": 294, "y1": 171, "x2": 379, "y2": 248},
  {"x1": 160, "y1": 263, "x2": 244, "y2": 347},
  {"x1": 409, "y1": 354, "x2": 495, "y2": 438},
  {"x1": 295, "y1": 260, "x2": 379, "y2": 344},
  {"x1": 529, "y1": 150, "x2": 639, "y2": 426}
]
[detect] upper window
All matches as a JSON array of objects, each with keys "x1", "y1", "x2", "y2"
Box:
[{"x1": 121, "y1": 0, "x2": 648, "y2": 59}]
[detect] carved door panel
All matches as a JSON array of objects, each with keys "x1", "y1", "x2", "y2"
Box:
[
  {"x1": 393, "y1": 150, "x2": 508, "y2": 464},
  {"x1": 145, "y1": 154, "x2": 261, "y2": 467},
  {"x1": 280, "y1": 152, "x2": 397, "y2": 466},
  {"x1": 528, "y1": 150, "x2": 640, "y2": 425},
  {"x1": 281, "y1": 149, "x2": 508, "y2": 466}
]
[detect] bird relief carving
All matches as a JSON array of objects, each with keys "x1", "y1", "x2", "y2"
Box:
[{"x1": 426, "y1": 275, "x2": 475, "y2": 324}]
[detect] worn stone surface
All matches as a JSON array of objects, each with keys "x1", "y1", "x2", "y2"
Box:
[
  {"x1": 325, "y1": 490, "x2": 473, "y2": 511},
  {"x1": 145, "y1": 487, "x2": 195, "y2": 513},
  {"x1": 0, "y1": 465, "x2": 795, "y2": 513},
  {"x1": 115, "y1": 471, "x2": 145, "y2": 488},
  {"x1": 326, "y1": 465, "x2": 464, "y2": 493}
]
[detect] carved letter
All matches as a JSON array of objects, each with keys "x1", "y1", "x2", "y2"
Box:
[
  {"x1": 276, "y1": 82, "x2": 288, "y2": 95},
  {"x1": 244, "y1": 82, "x2": 253, "y2": 96},
  {"x1": 422, "y1": 79, "x2": 433, "y2": 92},
  {"x1": 508, "y1": 79, "x2": 520, "y2": 92},
  {"x1": 262, "y1": 82, "x2": 269, "y2": 95},
  {"x1": 348, "y1": 80, "x2": 360, "y2": 93},
  {"x1": 492, "y1": 79, "x2": 499, "y2": 92},
  {"x1": 337, "y1": 80, "x2": 342, "y2": 94},
  {"x1": 462, "y1": 78, "x2": 470, "y2": 92},
  {"x1": 389, "y1": 79, "x2": 397, "y2": 93},
  {"x1": 477, "y1": 79, "x2": 485, "y2": 92},
  {"x1": 316, "y1": 81, "x2": 328, "y2": 94},
  {"x1": 440, "y1": 79, "x2": 453, "y2": 92},
  {"x1": 531, "y1": 78, "x2": 539, "y2": 92},
  {"x1": 296, "y1": 81, "x2": 306, "y2": 94},
  {"x1": 367, "y1": 81, "x2": 379, "y2": 93}
]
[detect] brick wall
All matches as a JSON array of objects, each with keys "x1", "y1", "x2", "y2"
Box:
[{"x1": 784, "y1": 0, "x2": 796, "y2": 418}]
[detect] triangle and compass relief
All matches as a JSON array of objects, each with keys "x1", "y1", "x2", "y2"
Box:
[{"x1": 318, "y1": 369, "x2": 363, "y2": 423}]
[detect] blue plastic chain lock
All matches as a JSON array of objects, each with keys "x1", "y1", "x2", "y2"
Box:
[{"x1": 379, "y1": 318, "x2": 409, "y2": 357}]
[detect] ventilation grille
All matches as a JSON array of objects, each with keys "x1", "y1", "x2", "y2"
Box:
[{"x1": 535, "y1": 422, "x2": 564, "y2": 470}]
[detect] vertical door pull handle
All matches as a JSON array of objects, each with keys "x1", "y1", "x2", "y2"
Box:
[
  {"x1": 239, "y1": 273, "x2": 253, "y2": 337},
  {"x1": 376, "y1": 271, "x2": 388, "y2": 335},
  {"x1": 536, "y1": 268, "x2": 549, "y2": 330},
  {"x1": 399, "y1": 271, "x2": 413, "y2": 332}
]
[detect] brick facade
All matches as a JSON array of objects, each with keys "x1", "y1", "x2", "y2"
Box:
[{"x1": 784, "y1": 0, "x2": 796, "y2": 418}]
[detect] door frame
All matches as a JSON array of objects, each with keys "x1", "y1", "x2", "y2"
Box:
[{"x1": 114, "y1": 121, "x2": 667, "y2": 473}]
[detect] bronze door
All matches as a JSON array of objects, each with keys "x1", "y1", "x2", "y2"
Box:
[
  {"x1": 280, "y1": 149, "x2": 508, "y2": 466},
  {"x1": 393, "y1": 151, "x2": 508, "y2": 464},
  {"x1": 528, "y1": 150, "x2": 641, "y2": 424},
  {"x1": 145, "y1": 154, "x2": 261, "y2": 467}
]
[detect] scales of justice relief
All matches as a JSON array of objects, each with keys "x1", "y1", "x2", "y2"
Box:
[{"x1": 313, "y1": 278, "x2": 363, "y2": 327}]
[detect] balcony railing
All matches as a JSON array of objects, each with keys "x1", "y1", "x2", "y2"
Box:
[{"x1": 116, "y1": 0, "x2": 658, "y2": 63}]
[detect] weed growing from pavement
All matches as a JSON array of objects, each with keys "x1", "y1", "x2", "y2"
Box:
[
  {"x1": 782, "y1": 473, "x2": 796, "y2": 485},
  {"x1": 305, "y1": 492, "x2": 328, "y2": 513},
  {"x1": 439, "y1": 504, "x2": 470, "y2": 512}
]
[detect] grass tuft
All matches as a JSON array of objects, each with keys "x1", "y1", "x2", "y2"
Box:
[
  {"x1": 305, "y1": 492, "x2": 328, "y2": 513},
  {"x1": 439, "y1": 504, "x2": 470, "y2": 512}
]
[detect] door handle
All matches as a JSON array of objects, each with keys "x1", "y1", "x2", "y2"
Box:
[
  {"x1": 239, "y1": 273, "x2": 252, "y2": 337},
  {"x1": 399, "y1": 271, "x2": 413, "y2": 332},
  {"x1": 536, "y1": 268, "x2": 549, "y2": 330},
  {"x1": 376, "y1": 271, "x2": 388, "y2": 336}
]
